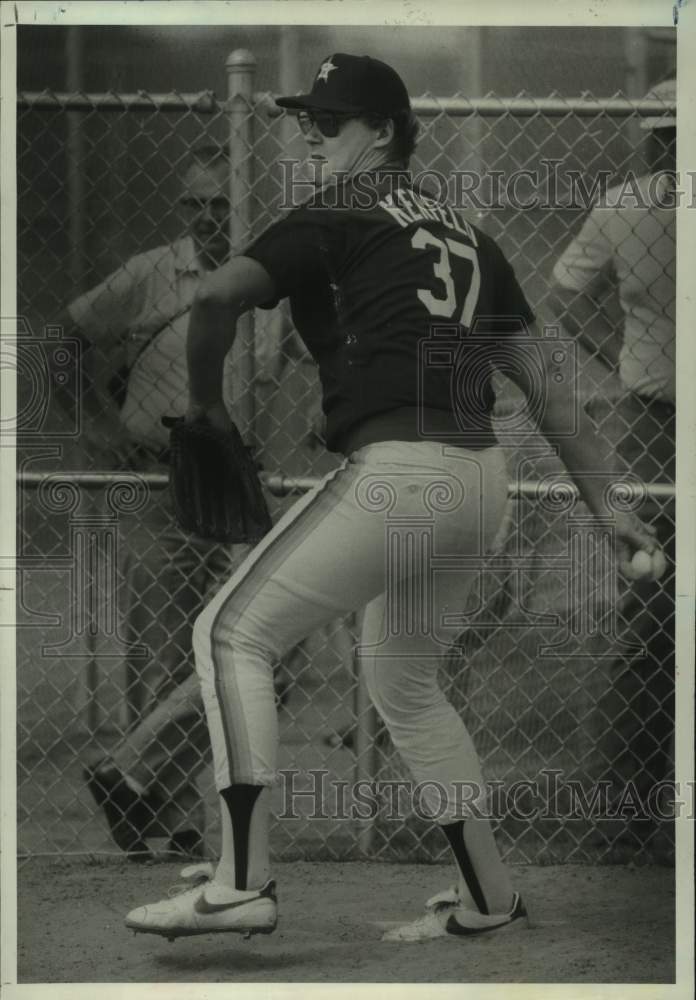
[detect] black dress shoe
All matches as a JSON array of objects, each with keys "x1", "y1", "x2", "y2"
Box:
[
  {"x1": 84, "y1": 763, "x2": 154, "y2": 862},
  {"x1": 166, "y1": 829, "x2": 205, "y2": 859}
]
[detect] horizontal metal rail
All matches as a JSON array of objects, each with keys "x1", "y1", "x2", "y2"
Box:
[
  {"x1": 17, "y1": 91, "x2": 221, "y2": 112},
  {"x1": 411, "y1": 96, "x2": 677, "y2": 118},
  {"x1": 16, "y1": 471, "x2": 676, "y2": 501},
  {"x1": 261, "y1": 94, "x2": 677, "y2": 119},
  {"x1": 19, "y1": 91, "x2": 675, "y2": 121}
]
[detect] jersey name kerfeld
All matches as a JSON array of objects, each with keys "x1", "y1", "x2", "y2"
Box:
[{"x1": 379, "y1": 189, "x2": 478, "y2": 246}]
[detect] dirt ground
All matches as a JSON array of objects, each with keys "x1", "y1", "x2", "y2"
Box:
[{"x1": 17, "y1": 858, "x2": 674, "y2": 984}]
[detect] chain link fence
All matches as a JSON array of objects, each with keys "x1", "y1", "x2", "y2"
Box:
[{"x1": 15, "y1": 51, "x2": 675, "y2": 866}]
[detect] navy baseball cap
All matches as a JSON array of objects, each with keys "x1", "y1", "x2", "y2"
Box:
[{"x1": 275, "y1": 53, "x2": 411, "y2": 116}]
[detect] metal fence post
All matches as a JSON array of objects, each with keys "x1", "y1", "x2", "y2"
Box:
[
  {"x1": 226, "y1": 49, "x2": 257, "y2": 444},
  {"x1": 65, "y1": 27, "x2": 86, "y2": 298},
  {"x1": 355, "y1": 660, "x2": 378, "y2": 856}
]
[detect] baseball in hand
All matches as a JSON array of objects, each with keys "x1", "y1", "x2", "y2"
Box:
[
  {"x1": 631, "y1": 550, "x2": 653, "y2": 577},
  {"x1": 627, "y1": 549, "x2": 667, "y2": 581}
]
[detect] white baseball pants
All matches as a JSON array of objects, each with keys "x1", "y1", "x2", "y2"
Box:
[{"x1": 193, "y1": 440, "x2": 509, "y2": 822}]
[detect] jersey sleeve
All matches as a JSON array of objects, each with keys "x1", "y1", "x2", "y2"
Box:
[
  {"x1": 552, "y1": 205, "x2": 613, "y2": 293},
  {"x1": 244, "y1": 209, "x2": 342, "y2": 308}
]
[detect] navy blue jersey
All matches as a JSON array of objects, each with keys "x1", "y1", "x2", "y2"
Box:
[{"x1": 244, "y1": 178, "x2": 534, "y2": 452}]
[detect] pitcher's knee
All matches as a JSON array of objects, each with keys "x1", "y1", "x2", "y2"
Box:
[
  {"x1": 363, "y1": 659, "x2": 444, "y2": 722},
  {"x1": 195, "y1": 602, "x2": 277, "y2": 680}
]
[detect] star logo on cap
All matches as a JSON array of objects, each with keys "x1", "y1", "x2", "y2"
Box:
[{"x1": 316, "y1": 58, "x2": 338, "y2": 83}]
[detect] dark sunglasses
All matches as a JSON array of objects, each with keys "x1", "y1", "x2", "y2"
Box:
[{"x1": 296, "y1": 109, "x2": 357, "y2": 138}]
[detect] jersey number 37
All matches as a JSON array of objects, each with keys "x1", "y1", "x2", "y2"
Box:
[{"x1": 412, "y1": 226, "x2": 481, "y2": 329}]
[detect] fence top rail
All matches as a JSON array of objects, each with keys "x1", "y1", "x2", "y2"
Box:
[
  {"x1": 412, "y1": 96, "x2": 677, "y2": 118},
  {"x1": 19, "y1": 90, "x2": 676, "y2": 120},
  {"x1": 259, "y1": 93, "x2": 677, "y2": 119},
  {"x1": 17, "y1": 90, "x2": 221, "y2": 113}
]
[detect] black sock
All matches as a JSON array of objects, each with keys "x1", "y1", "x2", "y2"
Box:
[
  {"x1": 220, "y1": 784, "x2": 263, "y2": 890},
  {"x1": 441, "y1": 819, "x2": 488, "y2": 915}
]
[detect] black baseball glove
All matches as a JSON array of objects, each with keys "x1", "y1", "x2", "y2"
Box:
[{"x1": 163, "y1": 415, "x2": 272, "y2": 544}]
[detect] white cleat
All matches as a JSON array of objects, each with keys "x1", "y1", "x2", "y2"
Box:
[
  {"x1": 125, "y1": 878, "x2": 278, "y2": 941},
  {"x1": 382, "y1": 886, "x2": 528, "y2": 942}
]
